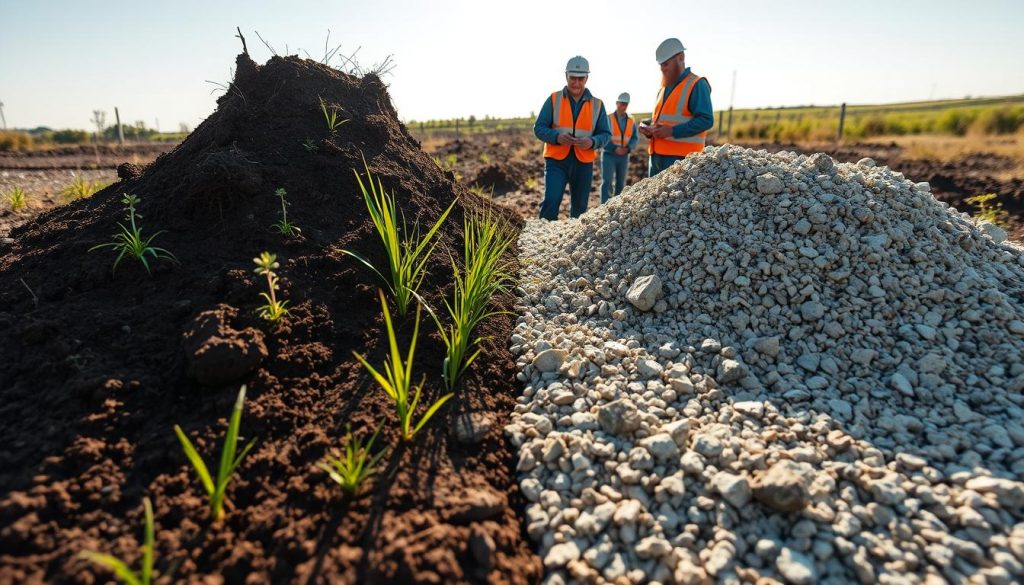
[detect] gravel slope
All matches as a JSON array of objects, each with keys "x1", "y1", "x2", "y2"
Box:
[{"x1": 506, "y1": 145, "x2": 1024, "y2": 584}]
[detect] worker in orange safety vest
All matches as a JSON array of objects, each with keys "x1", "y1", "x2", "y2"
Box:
[
  {"x1": 533, "y1": 55, "x2": 612, "y2": 220},
  {"x1": 638, "y1": 38, "x2": 714, "y2": 177},
  {"x1": 601, "y1": 92, "x2": 638, "y2": 203}
]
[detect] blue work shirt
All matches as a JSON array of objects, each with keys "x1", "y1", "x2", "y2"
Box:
[
  {"x1": 604, "y1": 110, "x2": 639, "y2": 153},
  {"x1": 656, "y1": 67, "x2": 713, "y2": 138},
  {"x1": 534, "y1": 87, "x2": 612, "y2": 158}
]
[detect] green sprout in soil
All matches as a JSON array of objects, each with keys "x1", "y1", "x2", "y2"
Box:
[
  {"x1": 432, "y1": 154, "x2": 462, "y2": 181},
  {"x1": 354, "y1": 290, "x2": 453, "y2": 442},
  {"x1": 253, "y1": 251, "x2": 290, "y2": 322},
  {"x1": 79, "y1": 497, "x2": 155, "y2": 585},
  {"x1": 61, "y1": 173, "x2": 107, "y2": 201},
  {"x1": 965, "y1": 193, "x2": 1007, "y2": 227},
  {"x1": 467, "y1": 185, "x2": 493, "y2": 199},
  {"x1": 89, "y1": 194, "x2": 178, "y2": 274},
  {"x1": 524, "y1": 177, "x2": 539, "y2": 191},
  {"x1": 271, "y1": 187, "x2": 301, "y2": 237},
  {"x1": 302, "y1": 138, "x2": 319, "y2": 154},
  {"x1": 479, "y1": 153, "x2": 490, "y2": 164},
  {"x1": 340, "y1": 163, "x2": 456, "y2": 317},
  {"x1": 7, "y1": 186, "x2": 27, "y2": 211},
  {"x1": 426, "y1": 211, "x2": 514, "y2": 390},
  {"x1": 319, "y1": 96, "x2": 349, "y2": 135},
  {"x1": 174, "y1": 385, "x2": 256, "y2": 524},
  {"x1": 318, "y1": 421, "x2": 388, "y2": 495}
]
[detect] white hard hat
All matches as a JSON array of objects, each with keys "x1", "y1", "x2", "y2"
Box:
[
  {"x1": 656, "y1": 38, "x2": 686, "y2": 64},
  {"x1": 565, "y1": 55, "x2": 590, "y2": 76},
  {"x1": 617, "y1": 92, "x2": 630, "y2": 104}
]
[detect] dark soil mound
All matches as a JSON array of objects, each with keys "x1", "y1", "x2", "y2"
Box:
[
  {"x1": 470, "y1": 162, "x2": 529, "y2": 196},
  {"x1": 0, "y1": 53, "x2": 540, "y2": 584}
]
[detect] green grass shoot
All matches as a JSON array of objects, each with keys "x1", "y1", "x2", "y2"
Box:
[
  {"x1": 61, "y1": 173, "x2": 107, "y2": 201},
  {"x1": 318, "y1": 421, "x2": 388, "y2": 495},
  {"x1": 353, "y1": 290, "x2": 453, "y2": 442},
  {"x1": 965, "y1": 193, "x2": 1007, "y2": 226},
  {"x1": 339, "y1": 162, "x2": 456, "y2": 316},
  {"x1": 79, "y1": 497, "x2": 155, "y2": 585},
  {"x1": 7, "y1": 186, "x2": 28, "y2": 211},
  {"x1": 319, "y1": 97, "x2": 349, "y2": 135},
  {"x1": 174, "y1": 386, "x2": 256, "y2": 523},
  {"x1": 426, "y1": 211, "x2": 514, "y2": 389},
  {"x1": 302, "y1": 138, "x2": 319, "y2": 153}
]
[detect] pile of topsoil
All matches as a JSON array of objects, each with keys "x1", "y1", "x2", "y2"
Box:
[{"x1": 0, "y1": 52, "x2": 541, "y2": 584}]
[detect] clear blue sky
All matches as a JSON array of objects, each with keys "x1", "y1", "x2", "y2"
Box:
[{"x1": 1, "y1": 0, "x2": 1023, "y2": 131}]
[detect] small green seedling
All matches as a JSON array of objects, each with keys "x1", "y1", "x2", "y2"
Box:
[
  {"x1": 79, "y1": 497, "x2": 155, "y2": 585},
  {"x1": 467, "y1": 185, "x2": 493, "y2": 199},
  {"x1": 271, "y1": 187, "x2": 301, "y2": 237},
  {"x1": 319, "y1": 97, "x2": 349, "y2": 135},
  {"x1": 302, "y1": 138, "x2": 319, "y2": 154},
  {"x1": 479, "y1": 153, "x2": 490, "y2": 164},
  {"x1": 7, "y1": 186, "x2": 27, "y2": 211},
  {"x1": 253, "y1": 251, "x2": 290, "y2": 322},
  {"x1": 318, "y1": 421, "x2": 388, "y2": 495},
  {"x1": 174, "y1": 386, "x2": 256, "y2": 523},
  {"x1": 354, "y1": 290, "x2": 453, "y2": 442},
  {"x1": 89, "y1": 194, "x2": 178, "y2": 274}
]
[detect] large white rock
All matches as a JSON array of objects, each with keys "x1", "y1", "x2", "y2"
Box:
[{"x1": 626, "y1": 274, "x2": 662, "y2": 311}]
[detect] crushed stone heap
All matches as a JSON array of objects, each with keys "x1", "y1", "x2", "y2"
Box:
[{"x1": 507, "y1": 145, "x2": 1024, "y2": 584}]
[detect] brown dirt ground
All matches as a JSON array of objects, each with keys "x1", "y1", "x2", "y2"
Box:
[{"x1": 0, "y1": 54, "x2": 541, "y2": 584}]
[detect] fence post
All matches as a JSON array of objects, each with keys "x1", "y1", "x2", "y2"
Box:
[
  {"x1": 114, "y1": 107, "x2": 125, "y2": 146},
  {"x1": 717, "y1": 110, "x2": 724, "y2": 140},
  {"x1": 455, "y1": 118, "x2": 460, "y2": 140},
  {"x1": 837, "y1": 102, "x2": 847, "y2": 142},
  {"x1": 727, "y1": 106, "x2": 734, "y2": 139}
]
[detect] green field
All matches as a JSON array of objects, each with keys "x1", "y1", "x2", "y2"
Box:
[{"x1": 409, "y1": 94, "x2": 1024, "y2": 143}]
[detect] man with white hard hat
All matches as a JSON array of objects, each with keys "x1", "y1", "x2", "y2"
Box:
[
  {"x1": 600, "y1": 92, "x2": 638, "y2": 204},
  {"x1": 533, "y1": 55, "x2": 611, "y2": 220},
  {"x1": 638, "y1": 38, "x2": 713, "y2": 176}
]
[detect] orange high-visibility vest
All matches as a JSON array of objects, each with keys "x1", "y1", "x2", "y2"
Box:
[
  {"x1": 543, "y1": 91, "x2": 602, "y2": 163},
  {"x1": 649, "y1": 72, "x2": 708, "y2": 157},
  {"x1": 609, "y1": 113, "x2": 635, "y2": 148}
]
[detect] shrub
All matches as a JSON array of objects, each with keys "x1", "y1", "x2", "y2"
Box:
[{"x1": 0, "y1": 131, "x2": 33, "y2": 152}]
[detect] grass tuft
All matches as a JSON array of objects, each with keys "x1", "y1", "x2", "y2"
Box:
[
  {"x1": 7, "y1": 186, "x2": 28, "y2": 211},
  {"x1": 339, "y1": 162, "x2": 456, "y2": 316},
  {"x1": 79, "y1": 497, "x2": 155, "y2": 585},
  {"x1": 426, "y1": 211, "x2": 514, "y2": 389},
  {"x1": 318, "y1": 421, "x2": 388, "y2": 495},
  {"x1": 174, "y1": 386, "x2": 256, "y2": 523},
  {"x1": 61, "y1": 173, "x2": 107, "y2": 201},
  {"x1": 320, "y1": 97, "x2": 349, "y2": 135},
  {"x1": 354, "y1": 290, "x2": 453, "y2": 442}
]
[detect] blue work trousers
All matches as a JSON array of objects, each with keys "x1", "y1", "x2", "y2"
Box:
[
  {"x1": 601, "y1": 152, "x2": 629, "y2": 203},
  {"x1": 540, "y1": 156, "x2": 593, "y2": 220},
  {"x1": 648, "y1": 153, "x2": 685, "y2": 177}
]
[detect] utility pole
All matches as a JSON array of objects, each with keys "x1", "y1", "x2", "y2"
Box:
[
  {"x1": 114, "y1": 107, "x2": 125, "y2": 145},
  {"x1": 726, "y1": 70, "x2": 737, "y2": 139},
  {"x1": 0, "y1": 101, "x2": 6, "y2": 130}
]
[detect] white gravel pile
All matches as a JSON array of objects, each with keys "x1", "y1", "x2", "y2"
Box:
[{"x1": 506, "y1": 145, "x2": 1024, "y2": 584}]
